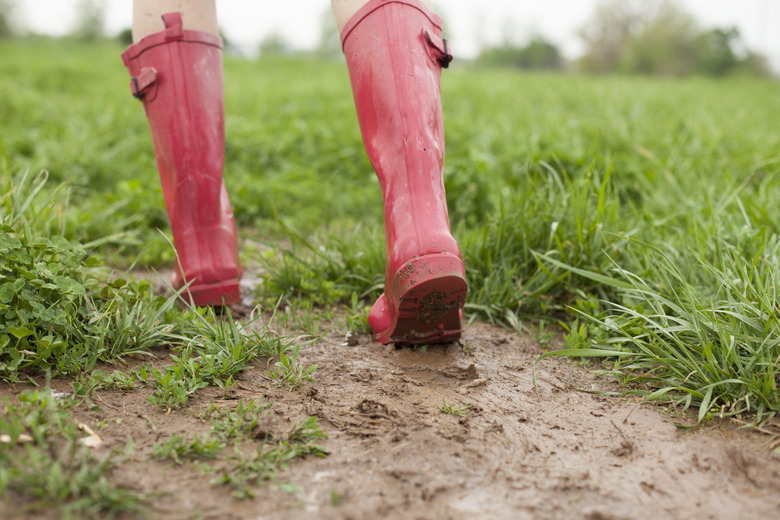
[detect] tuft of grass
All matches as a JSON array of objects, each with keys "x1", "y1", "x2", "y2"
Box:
[
  {"x1": 439, "y1": 398, "x2": 470, "y2": 417},
  {"x1": 535, "y1": 237, "x2": 780, "y2": 424},
  {"x1": 151, "y1": 433, "x2": 225, "y2": 465},
  {"x1": 203, "y1": 398, "x2": 272, "y2": 441},
  {"x1": 0, "y1": 387, "x2": 149, "y2": 519},
  {"x1": 147, "y1": 402, "x2": 328, "y2": 498},
  {"x1": 212, "y1": 416, "x2": 328, "y2": 499},
  {"x1": 267, "y1": 344, "x2": 318, "y2": 391},
  {"x1": 257, "y1": 224, "x2": 384, "y2": 308}
]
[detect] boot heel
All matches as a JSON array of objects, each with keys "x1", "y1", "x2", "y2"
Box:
[
  {"x1": 373, "y1": 253, "x2": 467, "y2": 345},
  {"x1": 180, "y1": 278, "x2": 240, "y2": 307}
]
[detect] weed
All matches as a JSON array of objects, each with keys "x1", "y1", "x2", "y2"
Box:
[
  {"x1": 203, "y1": 398, "x2": 272, "y2": 441},
  {"x1": 439, "y1": 398, "x2": 470, "y2": 417},
  {"x1": 503, "y1": 353, "x2": 513, "y2": 367},
  {"x1": 530, "y1": 320, "x2": 555, "y2": 348},
  {"x1": 151, "y1": 433, "x2": 225, "y2": 464},
  {"x1": 267, "y1": 344, "x2": 317, "y2": 391},
  {"x1": 287, "y1": 415, "x2": 328, "y2": 446},
  {"x1": 344, "y1": 292, "x2": 371, "y2": 335},
  {"x1": 147, "y1": 366, "x2": 207, "y2": 411}
]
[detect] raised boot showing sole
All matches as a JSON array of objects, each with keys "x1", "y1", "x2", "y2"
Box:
[
  {"x1": 122, "y1": 12, "x2": 241, "y2": 306},
  {"x1": 341, "y1": 0, "x2": 467, "y2": 345}
]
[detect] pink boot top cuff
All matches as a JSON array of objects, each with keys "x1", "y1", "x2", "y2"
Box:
[
  {"x1": 340, "y1": 0, "x2": 443, "y2": 47},
  {"x1": 121, "y1": 12, "x2": 222, "y2": 69}
]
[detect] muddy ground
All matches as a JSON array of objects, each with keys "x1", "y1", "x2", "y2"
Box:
[{"x1": 2, "y1": 279, "x2": 780, "y2": 519}]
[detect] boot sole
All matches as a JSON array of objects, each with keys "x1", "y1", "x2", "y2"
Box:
[
  {"x1": 179, "y1": 278, "x2": 241, "y2": 307},
  {"x1": 378, "y1": 253, "x2": 468, "y2": 345}
]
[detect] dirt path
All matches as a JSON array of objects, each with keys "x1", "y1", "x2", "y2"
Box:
[{"x1": 3, "y1": 318, "x2": 780, "y2": 519}]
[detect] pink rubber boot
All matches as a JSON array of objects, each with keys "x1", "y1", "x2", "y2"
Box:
[
  {"x1": 122, "y1": 12, "x2": 241, "y2": 306},
  {"x1": 341, "y1": 0, "x2": 467, "y2": 345}
]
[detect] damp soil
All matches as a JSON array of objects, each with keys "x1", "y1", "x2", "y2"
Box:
[{"x1": 2, "y1": 291, "x2": 780, "y2": 519}]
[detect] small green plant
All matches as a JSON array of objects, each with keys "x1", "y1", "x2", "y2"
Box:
[
  {"x1": 212, "y1": 416, "x2": 328, "y2": 499},
  {"x1": 275, "y1": 298, "x2": 324, "y2": 337},
  {"x1": 147, "y1": 366, "x2": 207, "y2": 411},
  {"x1": 287, "y1": 415, "x2": 328, "y2": 445},
  {"x1": 151, "y1": 433, "x2": 225, "y2": 464},
  {"x1": 344, "y1": 292, "x2": 371, "y2": 335},
  {"x1": 0, "y1": 387, "x2": 149, "y2": 518},
  {"x1": 203, "y1": 398, "x2": 272, "y2": 441},
  {"x1": 267, "y1": 344, "x2": 317, "y2": 391},
  {"x1": 503, "y1": 352, "x2": 513, "y2": 367},
  {"x1": 92, "y1": 369, "x2": 138, "y2": 391},
  {"x1": 439, "y1": 398, "x2": 470, "y2": 417},
  {"x1": 530, "y1": 320, "x2": 554, "y2": 348}
]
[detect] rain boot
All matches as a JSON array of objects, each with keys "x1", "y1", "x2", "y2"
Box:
[
  {"x1": 121, "y1": 12, "x2": 241, "y2": 306},
  {"x1": 341, "y1": 0, "x2": 467, "y2": 344}
]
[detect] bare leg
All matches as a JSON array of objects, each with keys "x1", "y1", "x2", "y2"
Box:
[
  {"x1": 132, "y1": 0, "x2": 217, "y2": 42},
  {"x1": 331, "y1": 0, "x2": 432, "y2": 31}
]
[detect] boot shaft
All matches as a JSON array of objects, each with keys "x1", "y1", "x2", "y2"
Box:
[
  {"x1": 122, "y1": 13, "x2": 226, "y2": 224},
  {"x1": 341, "y1": 0, "x2": 458, "y2": 269}
]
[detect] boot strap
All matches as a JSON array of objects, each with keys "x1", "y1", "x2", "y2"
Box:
[
  {"x1": 423, "y1": 29, "x2": 453, "y2": 68},
  {"x1": 161, "y1": 12, "x2": 184, "y2": 40},
  {"x1": 130, "y1": 67, "x2": 158, "y2": 98}
]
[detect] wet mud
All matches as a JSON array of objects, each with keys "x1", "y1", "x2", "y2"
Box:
[{"x1": 2, "y1": 317, "x2": 779, "y2": 519}]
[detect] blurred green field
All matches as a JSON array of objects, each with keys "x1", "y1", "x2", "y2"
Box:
[{"x1": 2, "y1": 39, "x2": 779, "y2": 422}]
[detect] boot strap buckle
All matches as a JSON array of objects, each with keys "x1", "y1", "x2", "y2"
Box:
[
  {"x1": 423, "y1": 29, "x2": 453, "y2": 69},
  {"x1": 130, "y1": 67, "x2": 158, "y2": 98}
]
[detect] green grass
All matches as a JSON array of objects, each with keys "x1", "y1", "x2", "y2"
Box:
[
  {"x1": 151, "y1": 401, "x2": 327, "y2": 498},
  {"x1": 1, "y1": 38, "x2": 779, "y2": 427},
  {"x1": 267, "y1": 344, "x2": 318, "y2": 391},
  {"x1": 0, "y1": 387, "x2": 149, "y2": 519},
  {"x1": 212, "y1": 415, "x2": 328, "y2": 499},
  {"x1": 151, "y1": 432, "x2": 226, "y2": 464},
  {"x1": 202, "y1": 398, "x2": 272, "y2": 440}
]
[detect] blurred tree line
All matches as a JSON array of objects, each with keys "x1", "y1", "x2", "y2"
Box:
[
  {"x1": 478, "y1": 36, "x2": 562, "y2": 71},
  {"x1": 477, "y1": 0, "x2": 770, "y2": 77},
  {"x1": 0, "y1": 0, "x2": 107, "y2": 41},
  {"x1": 0, "y1": 0, "x2": 771, "y2": 76},
  {"x1": 0, "y1": 0, "x2": 15, "y2": 38}
]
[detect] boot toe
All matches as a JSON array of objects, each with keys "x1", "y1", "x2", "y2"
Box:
[{"x1": 368, "y1": 293, "x2": 393, "y2": 343}]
